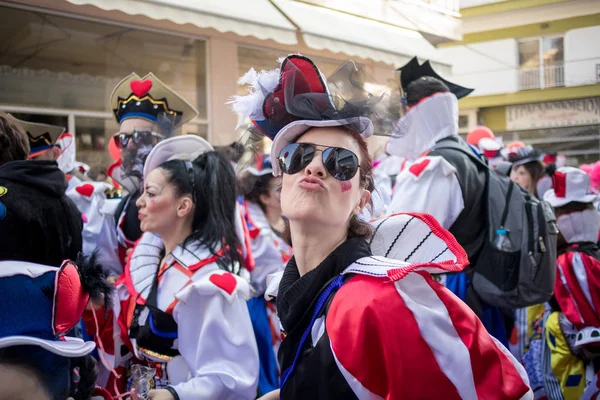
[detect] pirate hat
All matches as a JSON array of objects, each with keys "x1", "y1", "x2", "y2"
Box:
[
  {"x1": 396, "y1": 57, "x2": 474, "y2": 100},
  {"x1": 230, "y1": 54, "x2": 391, "y2": 176},
  {"x1": 110, "y1": 72, "x2": 198, "y2": 132},
  {"x1": 12, "y1": 117, "x2": 65, "y2": 158}
]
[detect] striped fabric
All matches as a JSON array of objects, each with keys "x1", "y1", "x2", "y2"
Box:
[
  {"x1": 555, "y1": 251, "x2": 600, "y2": 329},
  {"x1": 327, "y1": 271, "x2": 532, "y2": 399}
]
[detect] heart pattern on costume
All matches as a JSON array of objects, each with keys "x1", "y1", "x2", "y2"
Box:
[
  {"x1": 75, "y1": 184, "x2": 94, "y2": 198},
  {"x1": 130, "y1": 79, "x2": 153, "y2": 97},
  {"x1": 409, "y1": 159, "x2": 430, "y2": 178},
  {"x1": 209, "y1": 273, "x2": 237, "y2": 295}
]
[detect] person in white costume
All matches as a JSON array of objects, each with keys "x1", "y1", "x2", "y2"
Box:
[
  {"x1": 386, "y1": 58, "x2": 513, "y2": 345},
  {"x1": 86, "y1": 136, "x2": 259, "y2": 400}
]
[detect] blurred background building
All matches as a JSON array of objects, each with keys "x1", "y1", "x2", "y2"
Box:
[
  {"x1": 0, "y1": 0, "x2": 597, "y2": 168},
  {"x1": 0, "y1": 0, "x2": 459, "y2": 169},
  {"x1": 442, "y1": 0, "x2": 600, "y2": 164}
]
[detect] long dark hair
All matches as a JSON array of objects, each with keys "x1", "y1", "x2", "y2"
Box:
[
  {"x1": 239, "y1": 173, "x2": 274, "y2": 213},
  {"x1": 521, "y1": 160, "x2": 545, "y2": 198},
  {"x1": 159, "y1": 151, "x2": 244, "y2": 271}
]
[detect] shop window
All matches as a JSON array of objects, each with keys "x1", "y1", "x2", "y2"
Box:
[
  {"x1": 518, "y1": 36, "x2": 564, "y2": 90},
  {"x1": 0, "y1": 5, "x2": 208, "y2": 170},
  {"x1": 0, "y1": 6, "x2": 207, "y2": 117}
]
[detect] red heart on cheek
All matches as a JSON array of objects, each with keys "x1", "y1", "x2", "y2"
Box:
[
  {"x1": 75, "y1": 184, "x2": 94, "y2": 198},
  {"x1": 409, "y1": 159, "x2": 430, "y2": 177},
  {"x1": 130, "y1": 79, "x2": 153, "y2": 97},
  {"x1": 209, "y1": 273, "x2": 237, "y2": 295}
]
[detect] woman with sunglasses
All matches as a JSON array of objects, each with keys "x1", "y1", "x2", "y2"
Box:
[
  {"x1": 86, "y1": 136, "x2": 259, "y2": 400},
  {"x1": 233, "y1": 55, "x2": 532, "y2": 400}
]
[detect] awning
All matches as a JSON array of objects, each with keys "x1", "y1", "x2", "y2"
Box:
[
  {"x1": 66, "y1": 0, "x2": 298, "y2": 45},
  {"x1": 272, "y1": 0, "x2": 442, "y2": 66}
]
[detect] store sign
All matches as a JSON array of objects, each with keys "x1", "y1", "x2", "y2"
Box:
[{"x1": 506, "y1": 97, "x2": 600, "y2": 130}]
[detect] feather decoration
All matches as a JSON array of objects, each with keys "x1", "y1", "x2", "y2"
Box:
[
  {"x1": 228, "y1": 67, "x2": 281, "y2": 130},
  {"x1": 75, "y1": 251, "x2": 114, "y2": 312}
]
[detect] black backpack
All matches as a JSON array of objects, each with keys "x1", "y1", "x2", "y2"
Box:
[{"x1": 433, "y1": 139, "x2": 558, "y2": 308}]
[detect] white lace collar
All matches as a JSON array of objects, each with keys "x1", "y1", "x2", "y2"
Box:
[
  {"x1": 387, "y1": 92, "x2": 459, "y2": 161},
  {"x1": 126, "y1": 232, "x2": 219, "y2": 301}
]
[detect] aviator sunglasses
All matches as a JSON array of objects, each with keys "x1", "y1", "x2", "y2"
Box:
[
  {"x1": 113, "y1": 130, "x2": 164, "y2": 149},
  {"x1": 278, "y1": 143, "x2": 360, "y2": 181}
]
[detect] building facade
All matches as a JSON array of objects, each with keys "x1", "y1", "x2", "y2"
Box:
[
  {"x1": 440, "y1": 0, "x2": 600, "y2": 164},
  {"x1": 0, "y1": 0, "x2": 458, "y2": 170}
]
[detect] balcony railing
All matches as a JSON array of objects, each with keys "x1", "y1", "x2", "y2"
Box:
[{"x1": 519, "y1": 64, "x2": 565, "y2": 90}]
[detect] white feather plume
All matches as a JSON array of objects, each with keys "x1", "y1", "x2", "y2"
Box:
[{"x1": 228, "y1": 66, "x2": 281, "y2": 130}]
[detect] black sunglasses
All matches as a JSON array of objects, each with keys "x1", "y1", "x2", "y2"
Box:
[
  {"x1": 278, "y1": 143, "x2": 360, "y2": 181},
  {"x1": 113, "y1": 130, "x2": 164, "y2": 149}
]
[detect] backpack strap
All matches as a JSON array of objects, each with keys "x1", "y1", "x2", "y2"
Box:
[
  {"x1": 428, "y1": 136, "x2": 487, "y2": 267},
  {"x1": 279, "y1": 275, "x2": 347, "y2": 395},
  {"x1": 432, "y1": 136, "x2": 490, "y2": 171}
]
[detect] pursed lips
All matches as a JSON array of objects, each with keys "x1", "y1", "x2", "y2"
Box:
[{"x1": 298, "y1": 176, "x2": 326, "y2": 191}]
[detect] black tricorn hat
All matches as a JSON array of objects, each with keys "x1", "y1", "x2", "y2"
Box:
[{"x1": 396, "y1": 57, "x2": 474, "y2": 100}]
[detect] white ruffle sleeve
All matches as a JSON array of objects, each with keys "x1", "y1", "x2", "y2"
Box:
[
  {"x1": 388, "y1": 156, "x2": 464, "y2": 230},
  {"x1": 171, "y1": 275, "x2": 259, "y2": 400}
]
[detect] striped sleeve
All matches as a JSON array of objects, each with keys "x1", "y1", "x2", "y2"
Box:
[{"x1": 326, "y1": 273, "x2": 532, "y2": 400}]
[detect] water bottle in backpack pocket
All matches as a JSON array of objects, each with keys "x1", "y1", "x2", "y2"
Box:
[{"x1": 472, "y1": 173, "x2": 558, "y2": 308}]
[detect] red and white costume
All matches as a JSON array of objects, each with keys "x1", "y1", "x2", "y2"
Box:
[
  {"x1": 268, "y1": 213, "x2": 532, "y2": 399},
  {"x1": 86, "y1": 232, "x2": 259, "y2": 399}
]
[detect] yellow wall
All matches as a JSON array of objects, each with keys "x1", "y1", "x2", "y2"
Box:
[
  {"x1": 478, "y1": 107, "x2": 507, "y2": 133},
  {"x1": 440, "y1": 13, "x2": 600, "y2": 47},
  {"x1": 458, "y1": 85, "x2": 600, "y2": 109}
]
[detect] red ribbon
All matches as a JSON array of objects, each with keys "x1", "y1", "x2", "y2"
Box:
[{"x1": 553, "y1": 170, "x2": 567, "y2": 198}]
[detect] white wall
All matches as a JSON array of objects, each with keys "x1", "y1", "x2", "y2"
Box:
[
  {"x1": 438, "y1": 38, "x2": 519, "y2": 96},
  {"x1": 565, "y1": 26, "x2": 600, "y2": 87}
]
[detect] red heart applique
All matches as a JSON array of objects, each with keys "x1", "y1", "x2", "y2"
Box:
[
  {"x1": 209, "y1": 273, "x2": 237, "y2": 295},
  {"x1": 130, "y1": 79, "x2": 153, "y2": 97},
  {"x1": 75, "y1": 183, "x2": 94, "y2": 198},
  {"x1": 409, "y1": 159, "x2": 430, "y2": 178}
]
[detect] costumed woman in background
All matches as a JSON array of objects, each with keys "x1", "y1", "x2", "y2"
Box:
[
  {"x1": 238, "y1": 155, "x2": 292, "y2": 395},
  {"x1": 232, "y1": 54, "x2": 532, "y2": 399},
  {"x1": 508, "y1": 145, "x2": 545, "y2": 198},
  {"x1": 0, "y1": 256, "x2": 113, "y2": 400},
  {"x1": 87, "y1": 135, "x2": 258, "y2": 400}
]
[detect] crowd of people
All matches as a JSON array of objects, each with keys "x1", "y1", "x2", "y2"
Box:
[{"x1": 0, "y1": 52, "x2": 599, "y2": 400}]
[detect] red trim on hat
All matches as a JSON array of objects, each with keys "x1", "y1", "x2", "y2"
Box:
[
  {"x1": 553, "y1": 171, "x2": 567, "y2": 198},
  {"x1": 385, "y1": 212, "x2": 469, "y2": 282},
  {"x1": 483, "y1": 149, "x2": 499, "y2": 159}
]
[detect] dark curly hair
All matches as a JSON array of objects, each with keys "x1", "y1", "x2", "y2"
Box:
[
  {"x1": 159, "y1": 151, "x2": 244, "y2": 271},
  {"x1": 0, "y1": 112, "x2": 29, "y2": 165},
  {"x1": 405, "y1": 76, "x2": 450, "y2": 107}
]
